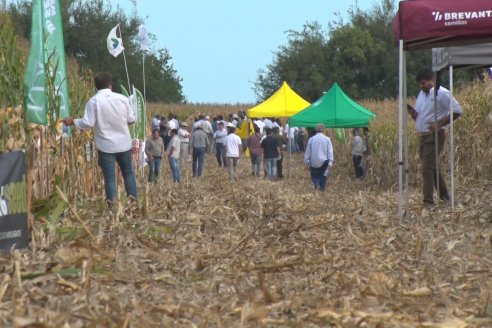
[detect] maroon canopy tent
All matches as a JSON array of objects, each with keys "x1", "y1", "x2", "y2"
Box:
[{"x1": 393, "y1": 0, "x2": 492, "y2": 219}]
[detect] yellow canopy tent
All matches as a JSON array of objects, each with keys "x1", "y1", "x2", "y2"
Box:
[{"x1": 247, "y1": 81, "x2": 310, "y2": 118}]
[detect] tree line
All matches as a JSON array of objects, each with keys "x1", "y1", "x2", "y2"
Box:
[
  {"x1": 7, "y1": 0, "x2": 185, "y2": 103},
  {"x1": 7, "y1": 0, "x2": 480, "y2": 104}
]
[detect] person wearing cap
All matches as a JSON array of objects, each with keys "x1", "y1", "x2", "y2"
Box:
[
  {"x1": 304, "y1": 124, "x2": 334, "y2": 191},
  {"x1": 167, "y1": 128, "x2": 181, "y2": 183},
  {"x1": 213, "y1": 121, "x2": 228, "y2": 167},
  {"x1": 178, "y1": 122, "x2": 191, "y2": 168},
  {"x1": 202, "y1": 115, "x2": 214, "y2": 153},
  {"x1": 189, "y1": 122, "x2": 210, "y2": 178},
  {"x1": 224, "y1": 122, "x2": 243, "y2": 180},
  {"x1": 145, "y1": 127, "x2": 165, "y2": 183},
  {"x1": 63, "y1": 72, "x2": 137, "y2": 207}
]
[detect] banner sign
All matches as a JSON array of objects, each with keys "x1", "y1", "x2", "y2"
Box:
[
  {"x1": 24, "y1": 0, "x2": 71, "y2": 134},
  {"x1": 0, "y1": 151, "x2": 28, "y2": 250},
  {"x1": 24, "y1": 0, "x2": 47, "y2": 125},
  {"x1": 134, "y1": 87, "x2": 146, "y2": 140},
  {"x1": 44, "y1": 0, "x2": 71, "y2": 132}
]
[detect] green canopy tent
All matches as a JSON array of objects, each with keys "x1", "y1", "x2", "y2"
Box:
[{"x1": 289, "y1": 83, "x2": 376, "y2": 128}]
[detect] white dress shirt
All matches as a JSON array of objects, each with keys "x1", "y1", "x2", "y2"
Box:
[
  {"x1": 74, "y1": 89, "x2": 135, "y2": 153},
  {"x1": 304, "y1": 133, "x2": 334, "y2": 168},
  {"x1": 415, "y1": 86, "x2": 462, "y2": 133}
]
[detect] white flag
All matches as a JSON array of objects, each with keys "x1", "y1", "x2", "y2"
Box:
[
  {"x1": 138, "y1": 24, "x2": 149, "y2": 52},
  {"x1": 107, "y1": 24, "x2": 124, "y2": 57}
]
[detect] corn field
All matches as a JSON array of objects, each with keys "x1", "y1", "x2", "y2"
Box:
[{"x1": 0, "y1": 13, "x2": 491, "y2": 327}]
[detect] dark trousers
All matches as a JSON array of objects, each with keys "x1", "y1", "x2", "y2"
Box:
[
  {"x1": 353, "y1": 155, "x2": 363, "y2": 178},
  {"x1": 277, "y1": 155, "x2": 283, "y2": 178},
  {"x1": 310, "y1": 160, "x2": 329, "y2": 191},
  {"x1": 419, "y1": 131, "x2": 448, "y2": 203},
  {"x1": 215, "y1": 142, "x2": 226, "y2": 167}
]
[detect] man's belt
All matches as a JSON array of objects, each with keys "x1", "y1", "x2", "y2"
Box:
[{"x1": 419, "y1": 130, "x2": 444, "y2": 136}]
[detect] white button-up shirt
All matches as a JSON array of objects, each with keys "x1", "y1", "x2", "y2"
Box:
[
  {"x1": 415, "y1": 86, "x2": 462, "y2": 133},
  {"x1": 74, "y1": 89, "x2": 135, "y2": 153},
  {"x1": 304, "y1": 132, "x2": 334, "y2": 168}
]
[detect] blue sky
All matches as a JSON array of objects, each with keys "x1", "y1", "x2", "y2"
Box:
[{"x1": 111, "y1": 0, "x2": 377, "y2": 104}]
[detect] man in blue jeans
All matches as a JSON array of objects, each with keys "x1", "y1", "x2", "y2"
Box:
[
  {"x1": 189, "y1": 123, "x2": 210, "y2": 177},
  {"x1": 304, "y1": 124, "x2": 334, "y2": 191},
  {"x1": 63, "y1": 72, "x2": 137, "y2": 207}
]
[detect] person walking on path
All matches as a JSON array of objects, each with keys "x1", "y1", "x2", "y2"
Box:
[
  {"x1": 213, "y1": 121, "x2": 228, "y2": 167},
  {"x1": 224, "y1": 123, "x2": 243, "y2": 180},
  {"x1": 272, "y1": 126, "x2": 286, "y2": 179},
  {"x1": 304, "y1": 124, "x2": 334, "y2": 192},
  {"x1": 351, "y1": 128, "x2": 366, "y2": 179},
  {"x1": 407, "y1": 67, "x2": 462, "y2": 205},
  {"x1": 261, "y1": 127, "x2": 280, "y2": 180},
  {"x1": 189, "y1": 123, "x2": 210, "y2": 178},
  {"x1": 178, "y1": 122, "x2": 190, "y2": 168},
  {"x1": 145, "y1": 128, "x2": 165, "y2": 183},
  {"x1": 63, "y1": 72, "x2": 137, "y2": 206},
  {"x1": 167, "y1": 128, "x2": 181, "y2": 183},
  {"x1": 246, "y1": 124, "x2": 262, "y2": 176}
]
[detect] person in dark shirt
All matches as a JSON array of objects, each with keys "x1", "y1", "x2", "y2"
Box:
[
  {"x1": 261, "y1": 128, "x2": 280, "y2": 180},
  {"x1": 272, "y1": 126, "x2": 286, "y2": 179}
]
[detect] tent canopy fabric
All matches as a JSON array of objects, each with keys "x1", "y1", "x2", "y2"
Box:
[
  {"x1": 289, "y1": 83, "x2": 376, "y2": 128},
  {"x1": 393, "y1": 0, "x2": 492, "y2": 50},
  {"x1": 432, "y1": 43, "x2": 492, "y2": 72},
  {"x1": 247, "y1": 81, "x2": 310, "y2": 118}
]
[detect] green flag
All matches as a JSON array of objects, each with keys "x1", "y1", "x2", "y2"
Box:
[
  {"x1": 134, "y1": 87, "x2": 146, "y2": 140},
  {"x1": 335, "y1": 128, "x2": 346, "y2": 144},
  {"x1": 24, "y1": 0, "x2": 70, "y2": 133},
  {"x1": 44, "y1": 0, "x2": 70, "y2": 122},
  {"x1": 120, "y1": 84, "x2": 129, "y2": 97},
  {"x1": 24, "y1": 0, "x2": 47, "y2": 125}
]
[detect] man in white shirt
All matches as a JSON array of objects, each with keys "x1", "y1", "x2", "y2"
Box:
[
  {"x1": 304, "y1": 124, "x2": 334, "y2": 192},
  {"x1": 167, "y1": 128, "x2": 181, "y2": 183},
  {"x1": 63, "y1": 72, "x2": 137, "y2": 206},
  {"x1": 224, "y1": 123, "x2": 243, "y2": 180},
  {"x1": 213, "y1": 121, "x2": 228, "y2": 167},
  {"x1": 407, "y1": 67, "x2": 462, "y2": 205},
  {"x1": 178, "y1": 122, "x2": 190, "y2": 167}
]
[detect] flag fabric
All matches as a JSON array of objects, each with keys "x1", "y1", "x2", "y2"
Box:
[
  {"x1": 134, "y1": 87, "x2": 146, "y2": 140},
  {"x1": 45, "y1": 0, "x2": 71, "y2": 134},
  {"x1": 107, "y1": 24, "x2": 124, "y2": 57},
  {"x1": 24, "y1": 0, "x2": 47, "y2": 125},
  {"x1": 24, "y1": 0, "x2": 71, "y2": 130},
  {"x1": 120, "y1": 84, "x2": 130, "y2": 97},
  {"x1": 335, "y1": 128, "x2": 346, "y2": 144},
  {"x1": 137, "y1": 24, "x2": 149, "y2": 52}
]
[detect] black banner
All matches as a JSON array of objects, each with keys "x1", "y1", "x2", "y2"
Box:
[{"x1": 0, "y1": 151, "x2": 28, "y2": 250}]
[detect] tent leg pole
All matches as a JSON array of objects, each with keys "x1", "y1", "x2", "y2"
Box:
[
  {"x1": 449, "y1": 66, "x2": 455, "y2": 209},
  {"x1": 398, "y1": 40, "x2": 406, "y2": 222}
]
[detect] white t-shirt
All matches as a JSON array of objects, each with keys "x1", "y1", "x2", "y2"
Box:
[
  {"x1": 168, "y1": 135, "x2": 181, "y2": 159},
  {"x1": 225, "y1": 133, "x2": 242, "y2": 157}
]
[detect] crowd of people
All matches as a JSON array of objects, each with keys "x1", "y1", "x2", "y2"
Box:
[{"x1": 63, "y1": 68, "x2": 461, "y2": 209}]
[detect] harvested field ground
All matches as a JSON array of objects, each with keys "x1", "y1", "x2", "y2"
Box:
[{"x1": 1, "y1": 153, "x2": 491, "y2": 327}]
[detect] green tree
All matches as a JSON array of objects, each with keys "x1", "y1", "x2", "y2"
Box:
[
  {"x1": 253, "y1": 0, "x2": 435, "y2": 102},
  {"x1": 8, "y1": 0, "x2": 184, "y2": 103}
]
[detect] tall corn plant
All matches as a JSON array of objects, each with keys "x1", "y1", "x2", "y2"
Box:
[{"x1": 0, "y1": 13, "x2": 26, "y2": 151}]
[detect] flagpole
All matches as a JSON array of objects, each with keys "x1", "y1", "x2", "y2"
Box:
[
  {"x1": 141, "y1": 53, "x2": 146, "y2": 178},
  {"x1": 122, "y1": 49, "x2": 131, "y2": 95}
]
